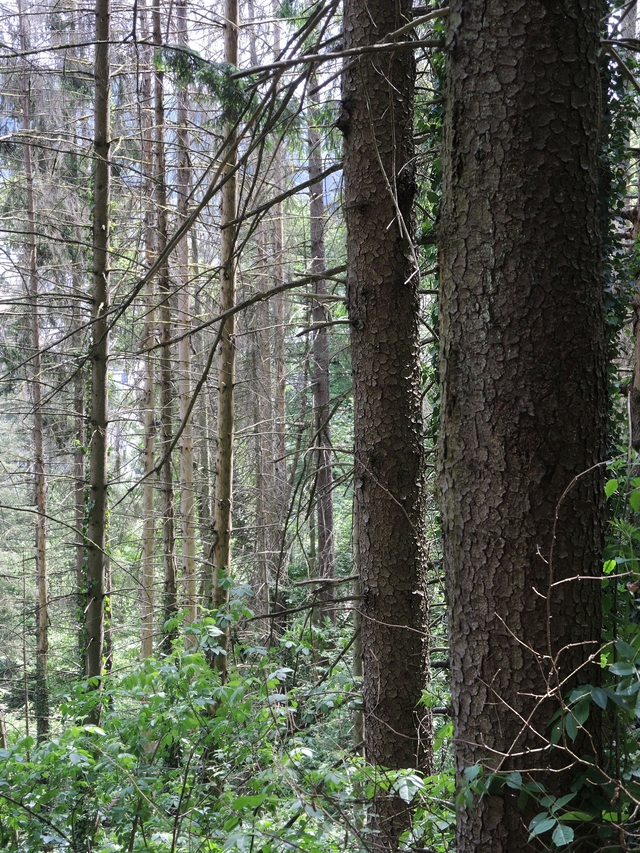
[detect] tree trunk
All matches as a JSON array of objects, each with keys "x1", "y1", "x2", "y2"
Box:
[
  {"x1": 18, "y1": 0, "x2": 49, "y2": 741},
  {"x1": 439, "y1": 3, "x2": 606, "y2": 850},
  {"x1": 73, "y1": 306, "x2": 86, "y2": 669},
  {"x1": 307, "y1": 81, "x2": 335, "y2": 622},
  {"x1": 140, "y1": 0, "x2": 156, "y2": 660},
  {"x1": 192, "y1": 232, "x2": 215, "y2": 605},
  {"x1": 342, "y1": 0, "x2": 431, "y2": 840},
  {"x1": 253, "y1": 224, "x2": 275, "y2": 623},
  {"x1": 270, "y1": 12, "x2": 289, "y2": 625},
  {"x1": 176, "y1": 0, "x2": 197, "y2": 628},
  {"x1": 85, "y1": 0, "x2": 110, "y2": 721},
  {"x1": 154, "y1": 0, "x2": 178, "y2": 653},
  {"x1": 213, "y1": 0, "x2": 239, "y2": 679}
]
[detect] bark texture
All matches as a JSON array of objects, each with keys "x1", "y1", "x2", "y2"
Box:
[
  {"x1": 85, "y1": 0, "x2": 110, "y2": 717},
  {"x1": 342, "y1": 0, "x2": 430, "y2": 843},
  {"x1": 439, "y1": 3, "x2": 606, "y2": 850}
]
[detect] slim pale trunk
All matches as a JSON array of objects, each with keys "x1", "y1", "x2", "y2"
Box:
[
  {"x1": 307, "y1": 82, "x2": 335, "y2": 621},
  {"x1": 176, "y1": 0, "x2": 197, "y2": 626},
  {"x1": 18, "y1": 0, "x2": 49, "y2": 740},
  {"x1": 154, "y1": 0, "x2": 178, "y2": 651},
  {"x1": 140, "y1": 0, "x2": 156, "y2": 659},
  {"x1": 213, "y1": 0, "x2": 239, "y2": 678}
]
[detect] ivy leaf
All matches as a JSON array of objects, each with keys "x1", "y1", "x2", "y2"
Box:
[{"x1": 590, "y1": 686, "x2": 608, "y2": 708}]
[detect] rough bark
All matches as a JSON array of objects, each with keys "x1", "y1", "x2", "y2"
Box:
[
  {"x1": 213, "y1": 0, "x2": 239, "y2": 678},
  {"x1": 439, "y1": 3, "x2": 606, "y2": 850},
  {"x1": 308, "y1": 81, "x2": 335, "y2": 622},
  {"x1": 342, "y1": 0, "x2": 431, "y2": 844},
  {"x1": 85, "y1": 0, "x2": 110, "y2": 719}
]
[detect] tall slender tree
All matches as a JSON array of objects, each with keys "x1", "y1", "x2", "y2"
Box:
[
  {"x1": 307, "y1": 80, "x2": 335, "y2": 622},
  {"x1": 18, "y1": 0, "x2": 49, "y2": 741},
  {"x1": 341, "y1": 0, "x2": 431, "y2": 846},
  {"x1": 84, "y1": 0, "x2": 111, "y2": 718},
  {"x1": 175, "y1": 0, "x2": 198, "y2": 627},
  {"x1": 140, "y1": 0, "x2": 156, "y2": 660},
  {"x1": 153, "y1": 0, "x2": 179, "y2": 652},
  {"x1": 439, "y1": 2, "x2": 606, "y2": 849},
  {"x1": 213, "y1": 0, "x2": 239, "y2": 677}
]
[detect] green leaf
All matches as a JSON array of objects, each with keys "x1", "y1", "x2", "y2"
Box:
[
  {"x1": 232, "y1": 795, "x2": 267, "y2": 810},
  {"x1": 552, "y1": 823, "x2": 575, "y2": 847},
  {"x1": 223, "y1": 815, "x2": 240, "y2": 832},
  {"x1": 528, "y1": 814, "x2": 557, "y2": 838},
  {"x1": 603, "y1": 559, "x2": 617, "y2": 574},
  {"x1": 394, "y1": 777, "x2": 419, "y2": 804},
  {"x1": 561, "y1": 811, "x2": 595, "y2": 822},
  {"x1": 82, "y1": 725, "x2": 106, "y2": 736},
  {"x1": 590, "y1": 686, "x2": 608, "y2": 709},
  {"x1": 565, "y1": 712, "x2": 578, "y2": 742},
  {"x1": 434, "y1": 721, "x2": 453, "y2": 753},
  {"x1": 463, "y1": 764, "x2": 481, "y2": 783},
  {"x1": 616, "y1": 639, "x2": 638, "y2": 661},
  {"x1": 630, "y1": 490, "x2": 640, "y2": 512},
  {"x1": 605, "y1": 479, "x2": 619, "y2": 499},
  {"x1": 506, "y1": 771, "x2": 522, "y2": 790},
  {"x1": 615, "y1": 681, "x2": 640, "y2": 697},
  {"x1": 633, "y1": 688, "x2": 640, "y2": 718},
  {"x1": 609, "y1": 662, "x2": 636, "y2": 676},
  {"x1": 572, "y1": 699, "x2": 590, "y2": 726},
  {"x1": 553, "y1": 793, "x2": 576, "y2": 810}
]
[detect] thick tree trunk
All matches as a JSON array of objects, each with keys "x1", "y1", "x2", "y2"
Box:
[
  {"x1": 19, "y1": 0, "x2": 49, "y2": 740},
  {"x1": 176, "y1": 0, "x2": 197, "y2": 628},
  {"x1": 307, "y1": 83, "x2": 335, "y2": 622},
  {"x1": 212, "y1": 0, "x2": 239, "y2": 678},
  {"x1": 342, "y1": 0, "x2": 431, "y2": 844},
  {"x1": 439, "y1": 3, "x2": 606, "y2": 850},
  {"x1": 154, "y1": 0, "x2": 178, "y2": 652},
  {"x1": 85, "y1": 0, "x2": 110, "y2": 720}
]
